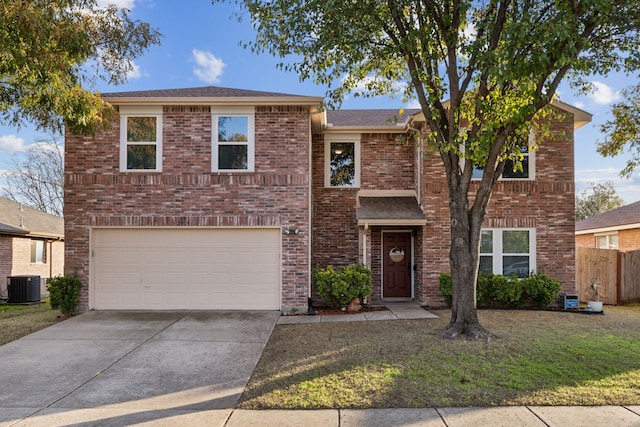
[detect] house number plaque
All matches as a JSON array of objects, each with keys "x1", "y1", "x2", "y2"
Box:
[{"x1": 389, "y1": 247, "x2": 405, "y2": 263}]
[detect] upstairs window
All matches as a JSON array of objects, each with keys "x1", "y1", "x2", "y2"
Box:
[
  {"x1": 471, "y1": 130, "x2": 535, "y2": 180},
  {"x1": 479, "y1": 228, "x2": 535, "y2": 278},
  {"x1": 325, "y1": 134, "x2": 360, "y2": 187},
  {"x1": 212, "y1": 107, "x2": 255, "y2": 172},
  {"x1": 30, "y1": 240, "x2": 46, "y2": 264},
  {"x1": 120, "y1": 106, "x2": 162, "y2": 172}
]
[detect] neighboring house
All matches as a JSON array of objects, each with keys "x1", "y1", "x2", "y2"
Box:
[
  {"x1": 64, "y1": 86, "x2": 591, "y2": 311},
  {"x1": 576, "y1": 201, "x2": 640, "y2": 251},
  {"x1": 0, "y1": 197, "x2": 64, "y2": 298}
]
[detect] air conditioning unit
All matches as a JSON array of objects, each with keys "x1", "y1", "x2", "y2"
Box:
[{"x1": 7, "y1": 276, "x2": 41, "y2": 303}]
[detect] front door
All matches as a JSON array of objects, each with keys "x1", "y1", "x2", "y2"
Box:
[{"x1": 383, "y1": 232, "x2": 412, "y2": 298}]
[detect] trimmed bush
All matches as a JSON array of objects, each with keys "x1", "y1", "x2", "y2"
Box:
[
  {"x1": 521, "y1": 272, "x2": 562, "y2": 307},
  {"x1": 439, "y1": 271, "x2": 561, "y2": 308},
  {"x1": 47, "y1": 274, "x2": 83, "y2": 316},
  {"x1": 439, "y1": 273, "x2": 453, "y2": 306},
  {"x1": 480, "y1": 274, "x2": 523, "y2": 308},
  {"x1": 315, "y1": 264, "x2": 372, "y2": 309}
]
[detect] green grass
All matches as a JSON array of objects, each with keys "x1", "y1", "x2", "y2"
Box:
[
  {"x1": 0, "y1": 300, "x2": 64, "y2": 346},
  {"x1": 239, "y1": 307, "x2": 640, "y2": 408}
]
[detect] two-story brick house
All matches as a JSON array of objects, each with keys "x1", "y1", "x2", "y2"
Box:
[{"x1": 64, "y1": 86, "x2": 590, "y2": 311}]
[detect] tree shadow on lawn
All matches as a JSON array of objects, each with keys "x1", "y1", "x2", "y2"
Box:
[{"x1": 238, "y1": 307, "x2": 640, "y2": 409}]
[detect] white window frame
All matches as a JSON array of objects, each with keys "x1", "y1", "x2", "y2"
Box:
[
  {"x1": 30, "y1": 239, "x2": 46, "y2": 264},
  {"x1": 211, "y1": 106, "x2": 255, "y2": 173},
  {"x1": 595, "y1": 232, "x2": 619, "y2": 250},
  {"x1": 324, "y1": 133, "x2": 361, "y2": 188},
  {"x1": 469, "y1": 128, "x2": 536, "y2": 181},
  {"x1": 480, "y1": 228, "x2": 536, "y2": 277},
  {"x1": 119, "y1": 106, "x2": 163, "y2": 172}
]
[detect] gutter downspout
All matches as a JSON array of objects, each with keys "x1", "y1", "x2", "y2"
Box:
[{"x1": 363, "y1": 223, "x2": 368, "y2": 267}]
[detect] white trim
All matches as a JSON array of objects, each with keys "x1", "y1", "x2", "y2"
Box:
[
  {"x1": 595, "y1": 232, "x2": 619, "y2": 250},
  {"x1": 480, "y1": 228, "x2": 536, "y2": 276},
  {"x1": 324, "y1": 133, "x2": 361, "y2": 188},
  {"x1": 575, "y1": 223, "x2": 640, "y2": 235},
  {"x1": 211, "y1": 107, "x2": 256, "y2": 172},
  {"x1": 119, "y1": 109, "x2": 163, "y2": 172},
  {"x1": 468, "y1": 128, "x2": 536, "y2": 181}
]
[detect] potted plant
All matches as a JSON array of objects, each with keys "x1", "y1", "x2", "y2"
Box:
[{"x1": 584, "y1": 280, "x2": 604, "y2": 312}]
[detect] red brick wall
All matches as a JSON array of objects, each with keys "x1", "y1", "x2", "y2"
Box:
[
  {"x1": 311, "y1": 132, "x2": 417, "y2": 299},
  {"x1": 620, "y1": 229, "x2": 640, "y2": 252},
  {"x1": 0, "y1": 236, "x2": 64, "y2": 297},
  {"x1": 420, "y1": 112, "x2": 578, "y2": 305},
  {"x1": 65, "y1": 105, "x2": 311, "y2": 311},
  {"x1": 0, "y1": 236, "x2": 10, "y2": 298},
  {"x1": 577, "y1": 228, "x2": 640, "y2": 252},
  {"x1": 576, "y1": 234, "x2": 594, "y2": 248}
]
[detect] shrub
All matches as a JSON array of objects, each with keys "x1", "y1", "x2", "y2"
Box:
[
  {"x1": 439, "y1": 272, "x2": 484, "y2": 306},
  {"x1": 480, "y1": 274, "x2": 523, "y2": 308},
  {"x1": 439, "y1": 273, "x2": 453, "y2": 306},
  {"x1": 47, "y1": 274, "x2": 83, "y2": 316},
  {"x1": 522, "y1": 272, "x2": 562, "y2": 307},
  {"x1": 440, "y1": 271, "x2": 562, "y2": 308},
  {"x1": 314, "y1": 264, "x2": 372, "y2": 309}
]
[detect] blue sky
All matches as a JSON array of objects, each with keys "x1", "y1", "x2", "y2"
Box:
[{"x1": 1, "y1": 0, "x2": 639, "y2": 203}]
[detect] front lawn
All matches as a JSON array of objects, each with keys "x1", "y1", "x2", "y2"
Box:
[
  {"x1": 240, "y1": 307, "x2": 640, "y2": 408},
  {"x1": 0, "y1": 301, "x2": 64, "y2": 346}
]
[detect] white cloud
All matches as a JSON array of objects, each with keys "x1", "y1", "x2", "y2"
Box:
[
  {"x1": 192, "y1": 49, "x2": 225, "y2": 84},
  {"x1": 0, "y1": 135, "x2": 27, "y2": 153},
  {"x1": 96, "y1": 0, "x2": 136, "y2": 8},
  {"x1": 588, "y1": 81, "x2": 621, "y2": 105},
  {"x1": 127, "y1": 62, "x2": 142, "y2": 80}
]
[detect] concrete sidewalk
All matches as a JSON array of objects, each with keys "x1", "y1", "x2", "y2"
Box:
[{"x1": 225, "y1": 406, "x2": 640, "y2": 426}]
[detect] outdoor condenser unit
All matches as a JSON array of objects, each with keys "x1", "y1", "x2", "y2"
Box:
[
  {"x1": 559, "y1": 293, "x2": 579, "y2": 310},
  {"x1": 7, "y1": 276, "x2": 41, "y2": 304}
]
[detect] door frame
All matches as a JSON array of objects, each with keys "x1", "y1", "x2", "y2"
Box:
[{"x1": 381, "y1": 229, "x2": 414, "y2": 299}]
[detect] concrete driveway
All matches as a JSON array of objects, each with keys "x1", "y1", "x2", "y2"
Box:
[{"x1": 0, "y1": 310, "x2": 280, "y2": 426}]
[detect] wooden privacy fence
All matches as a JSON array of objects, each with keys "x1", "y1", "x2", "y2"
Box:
[{"x1": 576, "y1": 247, "x2": 640, "y2": 304}]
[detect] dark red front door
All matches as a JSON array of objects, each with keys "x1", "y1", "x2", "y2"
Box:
[{"x1": 383, "y1": 232, "x2": 412, "y2": 298}]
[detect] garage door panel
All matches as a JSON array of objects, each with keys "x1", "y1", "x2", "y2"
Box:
[{"x1": 92, "y1": 228, "x2": 281, "y2": 310}]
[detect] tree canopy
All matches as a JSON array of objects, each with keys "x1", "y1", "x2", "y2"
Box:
[
  {"x1": 575, "y1": 181, "x2": 624, "y2": 221},
  {"x1": 598, "y1": 83, "x2": 640, "y2": 177},
  {"x1": 2, "y1": 138, "x2": 64, "y2": 217},
  {"x1": 218, "y1": 0, "x2": 640, "y2": 338},
  {"x1": 0, "y1": 0, "x2": 161, "y2": 133}
]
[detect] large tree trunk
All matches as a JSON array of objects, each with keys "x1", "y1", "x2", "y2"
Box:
[{"x1": 439, "y1": 179, "x2": 493, "y2": 340}]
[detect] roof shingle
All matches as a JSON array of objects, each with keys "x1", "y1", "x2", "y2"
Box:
[
  {"x1": 357, "y1": 196, "x2": 426, "y2": 223},
  {"x1": 576, "y1": 200, "x2": 640, "y2": 232},
  {"x1": 0, "y1": 198, "x2": 64, "y2": 238},
  {"x1": 327, "y1": 109, "x2": 420, "y2": 128},
  {"x1": 102, "y1": 86, "x2": 313, "y2": 99}
]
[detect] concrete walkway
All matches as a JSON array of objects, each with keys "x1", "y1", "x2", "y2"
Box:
[{"x1": 278, "y1": 301, "x2": 438, "y2": 324}]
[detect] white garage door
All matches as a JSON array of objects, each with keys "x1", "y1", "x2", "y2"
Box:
[{"x1": 92, "y1": 228, "x2": 281, "y2": 310}]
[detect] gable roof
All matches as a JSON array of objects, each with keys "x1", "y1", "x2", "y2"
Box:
[
  {"x1": 357, "y1": 192, "x2": 427, "y2": 226},
  {"x1": 326, "y1": 109, "x2": 420, "y2": 128},
  {"x1": 575, "y1": 200, "x2": 640, "y2": 234},
  {"x1": 102, "y1": 85, "x2": 323, "y2": 106},
  {"x1": 0, "y1": 198, "x2": 64, "y2": 239}
]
